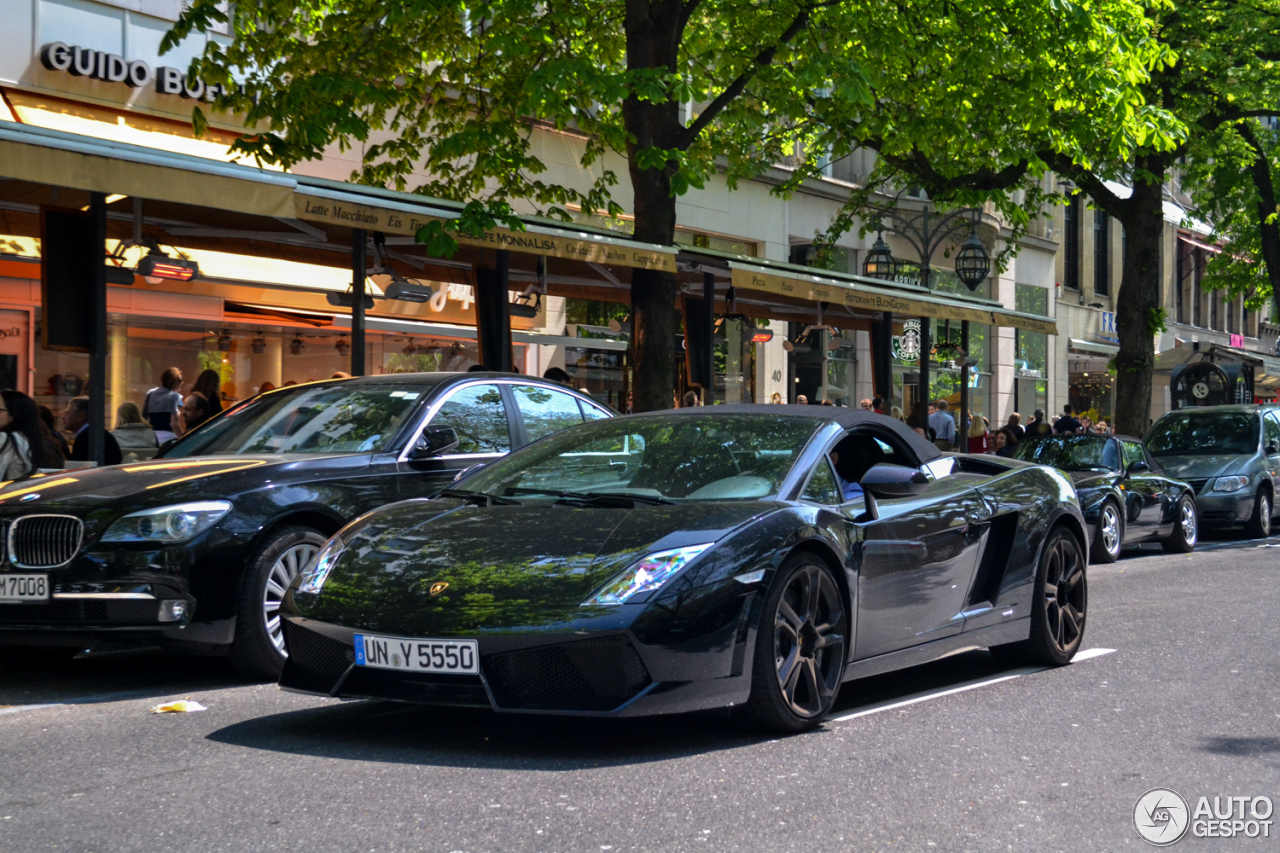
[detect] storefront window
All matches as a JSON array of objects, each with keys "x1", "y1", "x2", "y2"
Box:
[
  {"x1": 714, "y1": 317, "x2": 757, "y2": 404},
  {"x1": 890, "y1": 319, "x2": 991, "y2": 426},
  {"x1": 1014, "y1": 285, "x2": 1050, "y2": 417}
]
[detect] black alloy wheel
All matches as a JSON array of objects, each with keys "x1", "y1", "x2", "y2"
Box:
[
  {"x1": 990, "y1": 527, "x2": 1087, "y2": 667},
  {"x1": 228, "y1": 525, "x2": 328, "y2": 680},
  {"x1": 1091, "y1": 500, "x2": 1123, "y2": 563},
  {"x1": 1244, "y1": 489, "x2": 1272, "y2": 540},
  {"x1": 1161, "y1": 494, "x2": 1198, "y2": 553},
  {"x1": 738, "y1": 554, "x2": 847, "y2": 732}
]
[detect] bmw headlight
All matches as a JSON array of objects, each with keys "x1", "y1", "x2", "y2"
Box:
[
  {"x1": 1211, "y1": 475, "x2": 1250, "y2": 493},
  {"x1": 585, "y1": 544, "x2": 712, "y2": 606},
  {"x1": 297, "y1": 536, "x2": 346, "y2": 595},
  {"x1": 100, "y1": 501, "x2": 232, "y2": 544}
]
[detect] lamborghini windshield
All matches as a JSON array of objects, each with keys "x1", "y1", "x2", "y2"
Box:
[
  {"x1": 162, "y1": 383, "x2": 427, "y2": 457},
  {"x1": 461, "y1": 415, "x2": 819, "y2": 502}
]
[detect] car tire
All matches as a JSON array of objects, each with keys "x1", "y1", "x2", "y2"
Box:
[
  {"x1": 989, "y1": 527, "x2": 1087, "y2": 667},
  {"x1": 1161, "y1": 494, "x2": 1198, "y2": 553},
  {"x1": 736, "y1": 554, "x2": 848, "y2": 733},
  {"x1": 227, "y1": 526, "x2": 327, "y2": 680},
  {"x1": 2, "y1": 646, "x2": 80, "y2": 669},
  {"x1": 1244, "y1": 489, "x2": 1271, "y2": 540},
  {"x1": 1091, "y1": 500, "x2": 1123, "y2": 564}
]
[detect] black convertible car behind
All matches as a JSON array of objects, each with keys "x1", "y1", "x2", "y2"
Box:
[
  {"x1": 1015, "y1": 434, "x2": 1198, "y2": 562},
  {"x1": 281, "y1": 407, "x2": 1090, "y2": 731},
  {"x1": 0, "y1": 373, "x2": 610, "y2": 676}
]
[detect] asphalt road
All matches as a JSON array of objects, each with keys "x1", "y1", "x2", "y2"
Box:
[{"x1": 2, "y1": 533, "x2": 1278, "y2": 853}]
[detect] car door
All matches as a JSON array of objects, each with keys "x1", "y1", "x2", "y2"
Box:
[
  {"x1": 396, "y1": 382, "x2": 517, "y2": 499},
  {"x1": 1118, "y1": 439, "x2": 1165, "y2": 540},
  {"x1": 1262, "y1": 413, "x2": 1280, "y2": 498},
  {"x1": 838, "y1": 429, "x2": 989, "y2": 659}
]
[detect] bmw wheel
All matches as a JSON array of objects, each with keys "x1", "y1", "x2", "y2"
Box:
[
  {"x1": 738, "y1": 554, "x2": 847, "y2": 732},
  {"x1": 1244, "y1": 489, "x2": 1271, "y2": 540},
  {"x1": 1091, "y1": 500, "x2": 1123, "y2": 563},
  {"x1": 228, "y1": 526, "x2": 327, "y2": 680},
  {"x1": 990, "y1": 527, "x2": 1087, "y2": 667},
  {"x1": 1161, "y1": 494, "x2": 1198, "y2": 553}
]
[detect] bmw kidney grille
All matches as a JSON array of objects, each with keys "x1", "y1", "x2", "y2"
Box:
[{"x1": 9, "y1": 515, "x2": 85, "y2": 568}]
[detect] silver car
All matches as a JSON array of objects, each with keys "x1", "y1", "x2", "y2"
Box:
[{"x1": 1144, "y1": 405, "x2": 1280, "y2": 538}]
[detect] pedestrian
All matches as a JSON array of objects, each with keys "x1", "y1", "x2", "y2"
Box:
[
  {"x1": 192, "y1": 369, "x2": 225, "y2": 416},
  {"x1": 1007, "y1": 412, "x2": 1025, "y2": 441},
  {"x1": 992, "y1": 427, "x2": 1019, "y2": 458},
  {"x1": 181, "y1": 392, "x2": 215, "y2": 432},
  {"x1": 859, "y1": 398, "x2": 872, "y2": 411},
  {"x1": 871, "y1": 395, "x2": 885, "y2": 414},
  {"x1": 1054, "y1": 404, "x2": 1082, "y2": 435},
  {"x1": 1025, "y1": 408, "x2": 1051, "y2": 437},
  {"x1": 112, "y1": 401, "x2": 159, "y2": 461},
  {"x1": 796, "y1": 394, "x2": 809, "y2": 405},
  {"x1": 906, "y1": 403, "x2": 931, "y2": 439},
  {"x1": 38, "y1": 405, "x2": 69, "y2": 462},
  {"x1": 890, "y1": 405, "x2": 904, "y2": 420},
  {"x1": 967, "y1": 411, "x2": 989, "y2": 454},
  {"x1": 1095, "y1": 419, "x2": 1110, "y2": 434},
  {"x1": 821, "y1": 399, "x2": 835, "y2": 406},
  {"x1": 543, "y1": 366, "x2": 572, "y2": 385},
  {"x1": 142, "y1": 367, "x2": 184, "y2": 442},
  {"x1": 928, "y1": 399, "x2": 956, "y2": 449},
  {"x1": 0, "y1": 390, "x2": 53, "y2": 479},
  {"x1": 259, "y1": 381, "x2": 276, "y2": 394},
  {"x1": 770, "y1": 392, "x2": 783, "y2": 404},
  {"x1": 1080, "y1": 415, "x2": 1093, "y2": 434},
  {"x1": 63, "y1": 396, "x2": 123, "y2": 466},
  {"x1": 331, "y1": 371, "x2": 351, "y2": 380}
]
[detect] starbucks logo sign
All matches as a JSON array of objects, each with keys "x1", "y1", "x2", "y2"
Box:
[{"x1": 893, "y1": 319, "x2": 922, "y2": 362}]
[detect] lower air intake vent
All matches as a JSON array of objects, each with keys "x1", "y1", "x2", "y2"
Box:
[
  {"x1": 485, "y1": 636, "x2": 651, "y2": 712},
  {"x1": 280, "y1": 621, "x2": 353, "y2": 694}
]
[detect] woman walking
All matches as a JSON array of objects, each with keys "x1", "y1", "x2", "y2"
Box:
[{"x1": 0, "y1": 390, "x2": 53, "y2": 480}]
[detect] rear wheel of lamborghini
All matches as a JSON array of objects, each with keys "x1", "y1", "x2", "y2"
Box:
[
  {"x1": 227, "y1": 526, "x2": 326, "y2": 680},
  {"x1": 738, "y1": 555, "x2": 847, "y2": 733},
  {"x1": 1091, "y1": 500, "x2": 1123, "y2": 563},
  {"x1": 990, "y1": 527, "x2": 1087, "y2": 667}
]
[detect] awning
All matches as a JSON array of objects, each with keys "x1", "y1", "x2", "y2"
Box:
[
  {"x1": 1177, "y1": 233, "x2": 1222, "y2": 255},
  {"x1": 331, "y1": 313, "x2": 630, "y2": 350},
  {"x1": 0, "y1": 122, "x2": 295, "y2": 218},
  {"x1": 1068, "y1": 338, "x2": 1119, "y2": 356},
  {"x1": 728, "y1": 261, "x2": 1058, "y2": 334}
]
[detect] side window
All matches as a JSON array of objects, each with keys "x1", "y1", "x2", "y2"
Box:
[
  {"x1": 802, "y1": 459, "x2": 841, "y2": 505},
  {"x1": 513, "y1": 385, "x2": 586, "y2": 442},
  {"x1": 580, "y1": 401, "x2": 612, "y2": 421},
  {"x1": 1264, "y1": 414, "x2": 1280, "y2": 451},
  {"x1": 1120, "y1": 441, "x2": 1145, "y2": 470},
  {"x1": 429, "y1": 384, "x2": 510, "y2": 454}
]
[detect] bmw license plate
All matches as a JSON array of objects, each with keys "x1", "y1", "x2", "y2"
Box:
[
  {"x1": 0, "y1": 573, "x2": 50, "y2": 603},
  {"x1": 353, "y1": 633, "x2": 479, "y2": 674}
]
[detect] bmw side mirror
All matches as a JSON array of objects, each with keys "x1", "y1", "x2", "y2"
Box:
[
  {"x1": 1126, "y1": 461, "x2": 1150, "y2": 475},
  {"x1": 860, "y1": 463, "x2": 930, "y2": 499},
  {"x1": 410, "y1": 427, "x2": 460, "y2": 459}
]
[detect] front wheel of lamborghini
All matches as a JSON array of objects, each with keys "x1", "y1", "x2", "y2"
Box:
[{"x1": 738, "y1": 554, "x2": 847, "y2": 733}]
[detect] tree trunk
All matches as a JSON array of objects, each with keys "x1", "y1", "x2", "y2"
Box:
[
  {"x1": 623, "y1": 0, "x2": 683, "y2": 413},
  {"x1": 1112, "y1": 167, "x2": 1166, "y2": 437}
]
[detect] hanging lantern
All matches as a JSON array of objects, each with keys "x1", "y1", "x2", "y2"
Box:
[
  {"x1": 862, "y1": 233, "x2": 896, "y2": 280},
  {"x1": 954, "y1": 232, "x2": 991, "y2": 291}
]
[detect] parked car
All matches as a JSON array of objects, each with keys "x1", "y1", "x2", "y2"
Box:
[
  {"x1": 0, "y1": 373, "x2": 611, "y2": 676},
  {"x1": 280, "y1": 406, "x2": 1089, "y2": 732},
  {"x1": 1014, "y1": 434, "x2": 1198, "y2": 562},
  {"x1": 1143, "y1": 404, "x2": 1280, "y2": 538}
]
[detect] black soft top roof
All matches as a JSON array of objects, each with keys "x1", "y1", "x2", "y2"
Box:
[{"x1": 622, "y1": 404, "x2": 943, "y2": 462}]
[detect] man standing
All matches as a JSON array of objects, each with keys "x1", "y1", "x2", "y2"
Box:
[
  {"x1": 1025, "y1": 408, "x2": 1051, "y2": 437},
  {"x1": 871, "y1": 395, "x2": 885, "y2": 414},
  {"x1": 796, "y1": 394, "x2": 809, "y2": 405},
  {"x1": 928, "y1": 399, "x2": 957, "y2": 448},
  {"x1": 63, "y1": 396, "x2": 123, "y2": 466},
  {"x1": 182, "y1": 392, "x2": 215, "y2": 431},
  {"x1": 1054, "y1": 404, "x2": 1082, "y2": 435}
]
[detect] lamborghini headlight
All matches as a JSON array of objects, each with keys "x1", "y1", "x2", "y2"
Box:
[
  {"x1": 1211, "y1": 475, "x2": 1250, "y2": 493},
  {"x1": 585, "y1": 543, "x2": 713, "y2": 606},
  {"x1": 100, "y1": 501, "x2": 232, "y2": 544},
  {"x1": 297, "y1": 536, "x2": 346, "y2": 595}
]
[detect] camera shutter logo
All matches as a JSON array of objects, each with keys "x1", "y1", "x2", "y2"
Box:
[{"x1": 1135, "y1": 788, "x2": 1190, "y2": 846}]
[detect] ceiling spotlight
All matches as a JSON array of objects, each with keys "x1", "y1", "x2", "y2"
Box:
[
  {"x1": 383, "y1": 278, "x2": 435, "y2": 303},
  {"x1": 327, "y1": 292, "x2": 375, "y2": 309},
  {"x1": 251, "y1": 335, "x2": 266, "y2": 354},
  {"x1": 334, "y1": 337, "x2": 351, "y2": 356},
  {"x1": 289, "y1": 336, "x2": 306, "y2": 356},
  {"x1": 136, "y1": 249, "x2": 198, "y2": 281},
  {"x1": 217, "y1": 330, "x2": 232, "y2": 352}
]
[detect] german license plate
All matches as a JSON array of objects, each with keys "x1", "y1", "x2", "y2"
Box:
[
  {"x1": 353, "y1": 633, "x2": 479, "y2": 674},
  {"x1": 0, "y1": 573, "x2": 50, "y2": 603}
]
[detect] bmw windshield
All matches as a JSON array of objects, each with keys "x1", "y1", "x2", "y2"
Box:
[
  {"x1": 162, "y1": 383, "x2": 427, "y2": 457},
  {"x1": 1146, "y1": 412, "x2": 1259, "y2": 457},
  {"x1": 459, "y1": 415, "x2": 819, "y2": 502},
  {"x1": 1014, "y1": 436, "x2": 1119, "y2": 471}
]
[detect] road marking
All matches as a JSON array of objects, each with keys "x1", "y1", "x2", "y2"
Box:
[{"x1": 829, "y1": 647, "x2": 1116, "y2": 723}]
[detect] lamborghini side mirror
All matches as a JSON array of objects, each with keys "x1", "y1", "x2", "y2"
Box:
[{"x1": 860, "y1": 463, "x2": 930, "y2": 499}]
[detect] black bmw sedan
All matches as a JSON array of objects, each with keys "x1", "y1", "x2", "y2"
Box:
[
  {"x1": 1015, "y1": 433, "x2": 1198, "y2": 562},
  {"x1": 281, "y1": 407, "x2": 1089, "y2": 732},
  {"x1": 0, "y1": 373, "x2": 610, "y2": 676}
]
